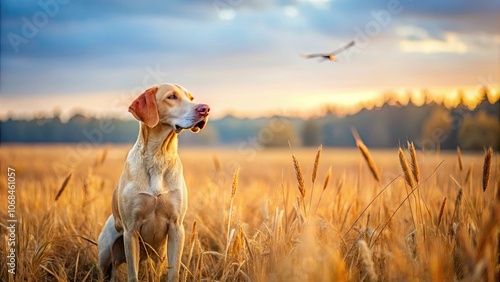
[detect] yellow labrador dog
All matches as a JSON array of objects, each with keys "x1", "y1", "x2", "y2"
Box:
[{"x1": 98, "y1": 84, "x2": 209, "y2": 281}]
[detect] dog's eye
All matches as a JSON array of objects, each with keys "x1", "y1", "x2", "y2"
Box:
[{"x1": 167, "y1": 94, "x2": 177, "y2": 100}]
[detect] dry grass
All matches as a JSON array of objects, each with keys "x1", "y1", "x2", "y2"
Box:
[
  {"x1": 356, "y1": 142, "x2": 380, "y2": 183},
  {"x1": 0, "y1": 144, "x2": 499, "y2": 281},
  {"x1": 398, "y1": 148, "x2": 415, "y2": 189},
  {"x1": 483, "y1": 147, "x2": 493, "y2": 192},
  {"x1": 54, "y1": 173, "x2": 73, "y2": 202},
  {"x1": 357, "y1": 240, "x2": 378, "y2": 282},
  {"x1": 457, "y1": 146, "x2": 463, "y2": 172},
  {"x1": 408, "y1": 142, "x2": 420, "y2": 185},
  {"x1": 436, "y1": 197, "x2": 446, "y2": 230},
  {"x1": 351, "y1": 128, "x2": 380, "y2": 183}
]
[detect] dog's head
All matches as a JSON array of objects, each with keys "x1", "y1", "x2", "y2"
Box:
[{"x1": 129, "y1": 84, "x2": 209, "y2": 133}]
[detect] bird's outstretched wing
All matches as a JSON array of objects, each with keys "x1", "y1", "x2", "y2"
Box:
[
  {"x1": 329, "y1": 40, "x2": 356, "y2": 56},
  {"x1": 300, "y1": 40, "x2": 356, "y2": 60},
  {"x1": 299, "y1": 53, "x2": 327, "y2": 59}
]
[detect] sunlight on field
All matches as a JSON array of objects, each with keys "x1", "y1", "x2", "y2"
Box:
[{"x1": 0, "y1": 145, "x2": 499, "y2": 281}]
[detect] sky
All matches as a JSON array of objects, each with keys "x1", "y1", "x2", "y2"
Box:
[{"x1": 1, "y1": 0, "x2": 499, "y2": 120}]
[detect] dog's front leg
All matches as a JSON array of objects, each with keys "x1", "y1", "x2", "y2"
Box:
[
  {"x1": 123, "y1": 230, "x2": 141, "y2": 282},
  {"x1": 167, "y1": 222, "x2": 185, "y2": 281}
]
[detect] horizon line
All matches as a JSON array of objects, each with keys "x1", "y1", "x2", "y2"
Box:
[{"x1": 1, "y1": 88, "x2": 498, "y2": 123}]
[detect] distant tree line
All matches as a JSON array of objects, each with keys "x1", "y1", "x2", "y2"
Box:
[{"x1": 1, "y1": 95, "x2": 499, "y2": 151}]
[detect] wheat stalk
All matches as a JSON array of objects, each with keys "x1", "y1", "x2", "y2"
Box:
[
  {"x1": 229, "y1": 225, "x2": 243, "y2": 259},
  {"x1": 408, "y1": 142, "x2": 420, "y2": 184},
  {"x1": 315, "y1": 166, "x2": 332, "y2": 213},
  {"x1": 482, "y1": 147, "x2": 492, "y2": 192},
  {"x1": 312, "y1": 144, "x2": 322, "y2": 184},
  {"x1": 436, "y1": 197, "x2": 446, "y2": 230},
  {"x1": 474, "y1": 181, "x2": 500, "y2": 264},
  {"x1": 99, "y1": 146, "x2": 108, "y2": 166},
  {"x1": 309, "y1": 144, "x2": 322, "y2": 211},
  {"x1": 292, "y1": 154, "x2": 306, "y2": 198},
  {"x1": 231, "y1": 166, "x2": 239, "y2": 198},
  {"x1": 191, "y1": 221, "x2": 198, "y2": 242},
  {"x1": 448, "y1": 188, "x2": 463, "y2": 237},
  {"x1": 457, "y1": 146, "x2": 463, "y2": 172},
  {"x1": 358, "y1": 240, "x2": 378, "y2": 281},
  {"x1": 212, "y1": 155, "x2": 221, "y2": 173},
  {"x1": 226, "y1": 167, "x2": 240, "y2": 259},
  {"x1": 464, "y1": 164, "x2": 473, "y2": 185},
  {"x1": 322, "y1": 166, "x2": 332, "y2": 191},
  {"x1": 371, "y1": 160, "x2": 445, "y2": 247},
  {"x1": 185, "y1": 220, "x2": 198, "y2": 281},
  {"x1": 351, "y1": 127, "x2": 380, "y2": 182},
  {"x1": 454, "y1": 188, "x2": 463, "y2": 220},
  {"x1": 398, "y1": 148, "x2": 415, "y2": 188},
  {"x1": 55, "y1": 172, "x2": 73, "y2": 202},
  {"x1": 357, "y1": 141, "x2": 381, "y2": 182},
  {"x1": 407, "y1": 142, "x2": 425, "y2": 240},
  {"x1": 291, "y1": 152, "x2": 307, "y2": 216}
]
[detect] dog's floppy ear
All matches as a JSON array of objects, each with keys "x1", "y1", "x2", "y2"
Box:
[{"x1": 129, "y1": 87, "x2": 159, "y2": 128}]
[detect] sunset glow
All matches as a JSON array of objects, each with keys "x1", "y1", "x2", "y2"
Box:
[
  {"x1": 1, "y1": 85, "x2": 497, "y2": 121},
  {"x1": 1, "y1": 1, "x2": 499, "y2": 120}
]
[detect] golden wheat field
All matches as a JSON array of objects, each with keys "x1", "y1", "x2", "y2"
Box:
[{"x1": 0, "y1": 144, "x2": 499, "y2": 281}]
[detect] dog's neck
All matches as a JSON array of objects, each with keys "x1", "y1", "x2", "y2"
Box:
[{"x1": 137, "y1": 123, "x2": 179, "y2": 160}]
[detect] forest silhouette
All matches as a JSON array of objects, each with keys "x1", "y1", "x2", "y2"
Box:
[{"x1": 1, "y1": 90, "x2": 498, "y2": 151}]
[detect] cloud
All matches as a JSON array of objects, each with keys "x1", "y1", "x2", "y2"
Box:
[
  {"x1": 400, "y1": 32, "x2": 468, "y2": 54},
  {"x1": 0, "y1": 0, "x2": 498, "y2": 118},
  {"x1": 396, "y1": 26, "x2": 429, "y2": 40},
  {"x1": 397, "y1": 24, "x2": 500, "y2": 54},
  {"x1": 298, "y1": 0, "x2": 500, "y2": 40},
  {"x1": 284, "y1": 6, "x2": 299, "y2": 17},
  {"x1": 396, "y1": 25, "x2": 469, "y2": 54}
]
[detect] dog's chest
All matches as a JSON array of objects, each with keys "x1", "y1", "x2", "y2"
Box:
[
  {"x1": 145, "y1": 158, "x2": 183, "y2": 194},
  {"x1": 136, "y1": 190, "x2": 179, "y2": 217},
  {"x1": 133, "y1": 190, "x2": 181, "y2": 251}
]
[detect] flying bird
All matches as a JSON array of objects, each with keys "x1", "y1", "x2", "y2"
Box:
[{"x1": 300, "y1": 40, "x2": 356, "y2": 62}]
